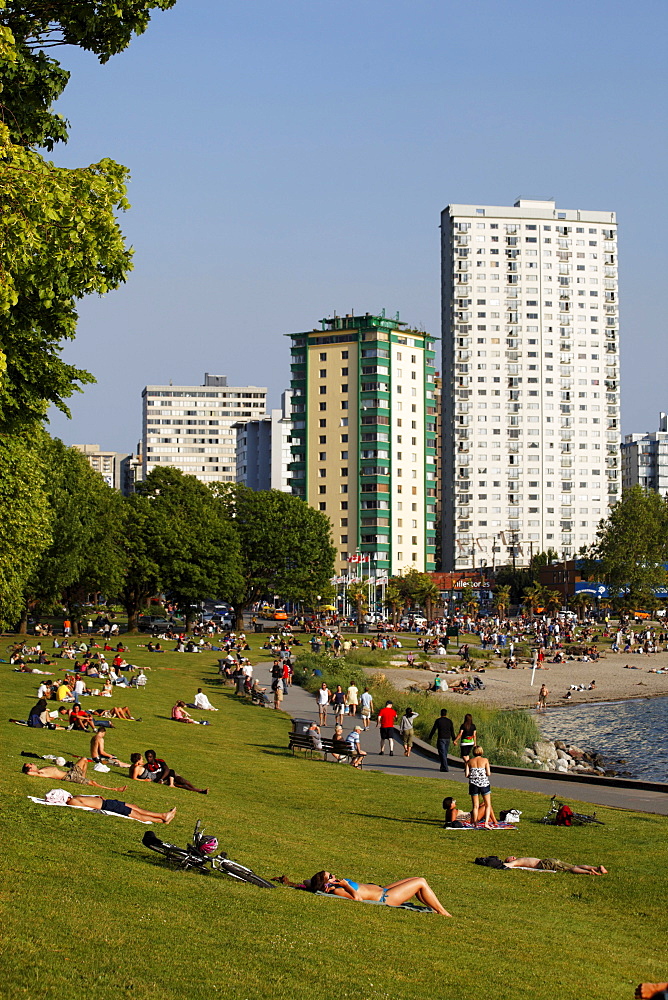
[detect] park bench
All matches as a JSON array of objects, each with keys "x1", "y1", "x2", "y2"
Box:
[{"x1": 288, "y1": 732, "x2": 364, "y2": 766}]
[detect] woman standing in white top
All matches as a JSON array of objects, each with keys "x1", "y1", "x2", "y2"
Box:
[
  {"x1": 465, "y1": 745, "x2": 493, "y2": 828},
  {"x1": 346, "y1": 683, "x2": 359, "y2": 716}
]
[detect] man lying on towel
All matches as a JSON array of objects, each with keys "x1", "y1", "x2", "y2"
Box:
[
  {"x1": 504, "y1": 856, "x2": 608, "y2": 874},
  {"x1": 41, "y1": 787, "x2": 176, "y2": 823}
]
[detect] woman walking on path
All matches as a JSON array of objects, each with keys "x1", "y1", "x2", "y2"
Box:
[
  {"x1": 453, "y1": 713, "x2": 477, "y2": 762},
  {"x1": 399, "y1": 708, "x2": 418, "y2": 757}
]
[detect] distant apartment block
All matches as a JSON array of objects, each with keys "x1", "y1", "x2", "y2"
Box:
[
  {"x1": 142, "y1": 374, "x2": 267, "y2": 484},
  {"x1": 441, "y1": 198, "x2": 620, "y2": 571},
  {"x1": 235, "y1": 391, "x2": 293, "y2": 492},
  {"x1": 288, "y1": 312, "x2": 438, "y2": 577},
  {"x1": 73, "y1": 444, "x2": 129, "y2": 491},
  {"x1": 621, "y1": 413, "x2": 668, "y2": 493}
]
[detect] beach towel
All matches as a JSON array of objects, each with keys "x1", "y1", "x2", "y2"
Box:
[
  {"x1": 28, "y1": 794, "x2": 152, "y2": 823},
  {"x1": 443, "y1": 822, "x2": 517, "y2": 831},
  {"x1": 313, "y1": 891, "x2": 433, "y2": 913}
]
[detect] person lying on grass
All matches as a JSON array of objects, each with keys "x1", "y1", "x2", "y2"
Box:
[
  {"x1": 22, "y1": 757, "x2": 127, "y2": 791},
  {"x1": 43, "y1": 788, "x2": 176, "y2": 823},
  {"x1": 503, "y1": 857, "x2": 608, "y2": 874},
  {"x1": 309, "y1": 871, "x2": 451, "y2": 915}
]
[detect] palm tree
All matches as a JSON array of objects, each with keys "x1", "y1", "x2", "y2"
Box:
[
  {"x1": 523, "y1": 582, "x2": 545, "y2": 619},
  {"x1": 492, "y1": 584, "x2": 512, "y2": 617},
  {"x1": 569, "y1": 592, "x2": 591, "y2": 622},
  {"x1": 416, "y1": 579, "x2": 441, "y2": 621},
  {"x1": 383, "y1": 581, "x2": 403, "y2": 625},
  {"x1": 544, "y1": 588, "x2": 562, "y2": 617},
  {"x1": 347, "y1": 579, "x2": 369, "y2": 625}
]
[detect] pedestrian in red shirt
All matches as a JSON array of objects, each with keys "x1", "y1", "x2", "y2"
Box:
[{"x1": 376, "y1": 701, "x2": 398, "y2": 756}]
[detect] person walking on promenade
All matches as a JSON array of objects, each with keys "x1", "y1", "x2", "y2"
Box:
[
  {"x1": 453, "y1": 713, "x2": 477, "y2": 762},
  {"x1": 316, "y1": 682, "x2": 331, "y2": 725},
  {"x1": 428, "y1": 709, "x2": 456, "y2": 772},
  {"x1": 376, "y1": 701, "x2": 398, "y2": 756}
]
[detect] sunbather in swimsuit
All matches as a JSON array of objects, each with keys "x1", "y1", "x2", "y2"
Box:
[{"x1": 308, "y1": 871, "x2": 451, "y2": 914}]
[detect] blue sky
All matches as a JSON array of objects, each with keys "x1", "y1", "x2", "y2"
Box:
[{"x1": 47, "y1": 0, "x2": 668, "y2": 451}]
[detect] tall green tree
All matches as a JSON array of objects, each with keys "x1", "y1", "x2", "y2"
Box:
[
  {"x1": 415, "y1": 577, "x2": 441, "y2": 621},
  {"x1": 24, "y1": 438, "x2": 126, "y2": 630},
  {"x1": 594, "y1": 485, "x2": 668, "y2": 607},
  {"x1": 0, "y1": 427, "x2": 52, "y2": 629},
  {"x1": 0, "y1": 1, "x2": 175, "y2": 429},
  {"x1": 217, "y1": 485, "x2": 336, "y2": 628},
  {"x1": 346, "y1": 579, "x2": 369, "y2": 624},
  {"x1": 138, "y1": 468, "x2": 243, "y2": 629},
  {"x1": 120, "y1": 494, "x2": 165, "y2": 632}
]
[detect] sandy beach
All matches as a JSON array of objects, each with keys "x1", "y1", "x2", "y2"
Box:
[{"x1": 368, "y1": 649, "x2": 668, "y2": 711}]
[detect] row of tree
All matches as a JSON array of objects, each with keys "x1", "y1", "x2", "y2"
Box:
[{"x1": 0, "y1": 436, "x2": 336, "y2": 633}]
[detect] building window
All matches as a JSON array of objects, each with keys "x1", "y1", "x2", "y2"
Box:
[
  {"x1": 340, "y1": 468, "x2": 348, "y2": 477},
  {"x1": 319, "y1": 386, "x2": 327, "y2": 394},
  {"x1": 340, "y1": 502, "x2": 348, "y2": 510},
  {"x1": 341, "y1": 401, "x2": 348, "y2": 409},
  {"x1": 319, "y1": 403, "x2": 326, "y2": 411},
  {"x1": 319, "y1": 419, "x2": 327, "y2": 427},
  {"x1": 319, "y1": 452, "x2": 326, "y2": 460},
  {"x1": 341, "y1": 484, "x2": 348, "y2": 493},
  {"x1": 319, "y1": 353, "x2": 327, "y2": 361},
  {"x1": 319, "y1": 502, "x2": 327, "y2": 510},
  {"x1": 319, "y1": 469, "x2": 326, "y2": 477},
  {"x1": 318, "y1": 485, "x2": 326, "y2": 494},
  {"x1": 341, "y1": 384, "x2": 349, "y2": 392}
]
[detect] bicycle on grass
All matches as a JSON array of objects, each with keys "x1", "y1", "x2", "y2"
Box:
[
  {"x1": 141, "y1": 819, "x2": 275, "y2": 888},
  {"x1": 539, "y1": 794, "x2": 604, "y2": 826}
]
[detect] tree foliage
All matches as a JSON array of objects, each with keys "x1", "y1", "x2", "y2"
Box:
[
  {"x1": 0, "y1": 2, "x2": 175, "y2": 429},
  {"x1": 25, "y1": 438, "x2": 126, "y2": 625},
  {"x1": 218, "y1": 484, "x2": 336, "y2": 626},
  {"x1": 594, "y1": 486, "x2": 668, "y2": 606},
  {"x1": 137, "y1": 468, "x2": 243, "y2": 629},
  {"x1": 0, "y1": 427, "x2": 52, "y2": 628}
]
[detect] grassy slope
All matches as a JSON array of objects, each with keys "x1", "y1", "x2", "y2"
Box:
[{"x1": 1, "y1": 632, "x2": 666, "y2": 1000}]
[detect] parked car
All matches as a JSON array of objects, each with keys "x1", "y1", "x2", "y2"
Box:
[{"x1": 137, "y1": 617, "x2": 174, "y2": 633}]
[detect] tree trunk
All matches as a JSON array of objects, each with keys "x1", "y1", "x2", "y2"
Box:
[{"x1": 18, "y1": 609, "x2": 28, "y2": 635}]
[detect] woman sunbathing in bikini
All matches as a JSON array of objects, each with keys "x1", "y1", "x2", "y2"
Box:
[{"x1": 309, "y1": 870, "x2": 451, "y2": 914}]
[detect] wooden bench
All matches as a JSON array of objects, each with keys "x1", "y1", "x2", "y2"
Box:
[{"x1": 288, "y1": 732, "x2": 364, "y2": 766}]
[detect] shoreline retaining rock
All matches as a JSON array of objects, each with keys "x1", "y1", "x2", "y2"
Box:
[{"x1": 520, "y1": 738, "x2": 630, "y2": 777}]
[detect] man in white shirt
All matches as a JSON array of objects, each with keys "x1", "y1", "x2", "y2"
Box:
[
  {"x1": 316, "y1": 682, "x2": 331, "y2": 725},
  {"x1": 359, "y1": 688, "x2": 374, "y2": 730},
  {"x1": 73, "y1": 677, "x2": 86, "y2": 704},
  {"x1": 194, "y1": 688, "x2": 218, "y2": 711}
]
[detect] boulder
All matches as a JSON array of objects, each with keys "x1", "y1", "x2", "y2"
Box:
[
  {"x1": 554, "y1": 740, "x2": 567, "y2": 750},
  {"x1": 538, "y1": 762, "x2": 550, "y2": 771},
  {"x1": 533, "y1": 740, "x2": 557, "y2": 761},
  {"x1": 556, "y1": 749, "x2": 571, "y2": 761},
  {"x1": 523, "y1": 747, "x2": 537, "y2": 758}
]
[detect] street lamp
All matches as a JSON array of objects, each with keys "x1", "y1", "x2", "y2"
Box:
[{"x1": 316, "y1": 595, "x2": 321, "y2": 621}]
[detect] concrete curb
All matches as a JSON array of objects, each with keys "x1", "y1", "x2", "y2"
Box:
[{"x1": 411, "y1": 735, "x2": 668, "y2": 794}]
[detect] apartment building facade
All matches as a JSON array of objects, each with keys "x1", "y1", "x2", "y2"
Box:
[
  {"x1": 72, "y1": 444, "x2": 129, "y2": 491},
  {"x1": 441, "y1": 198, "x2": 620, "y2": 571},
  {"x1": 235, "y1": 390, "x2": 293, "y2": 492},
  {"x1": 142, "y1": 373, "x2": 267, "y2": 483},
  {"x1": 621, "y1": 413, "x2": 668, "y2": 493},
  {"x1": 288, "y1": 313, "x2": 438, "y2": 577}
]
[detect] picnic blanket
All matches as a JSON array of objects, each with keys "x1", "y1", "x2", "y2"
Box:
[
  {"x1": 443, "y1": 822, "x2": 517, "y2": 831},
  {"x1": 28, "y1": 795, "x2": 152, "y2": 823},
  {"x1": 314, "y1": 891, "x2": 433, "y2": 913}
]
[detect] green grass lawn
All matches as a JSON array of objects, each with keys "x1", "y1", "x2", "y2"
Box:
[{"x1": 1, "y1": 630, "x2": 666, "y2": 1000}]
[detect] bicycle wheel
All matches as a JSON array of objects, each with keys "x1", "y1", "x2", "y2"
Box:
[{"x1": 213, "y1": 858, "x2": 275, "y2": 888}]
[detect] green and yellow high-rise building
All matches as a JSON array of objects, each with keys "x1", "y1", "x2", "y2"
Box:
[{"x1": 288, "y1": 312, "x2": 438, "y2": 577}]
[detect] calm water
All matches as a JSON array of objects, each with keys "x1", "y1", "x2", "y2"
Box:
[{"x1": 537, "y1": 695, "x2": 668, "y2": 782}]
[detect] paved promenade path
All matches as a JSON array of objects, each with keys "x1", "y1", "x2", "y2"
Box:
[{"x1": 255, "y1": 661, "x2": 668, "y2": 816}]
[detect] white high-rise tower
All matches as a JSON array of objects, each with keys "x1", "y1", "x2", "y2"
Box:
[{"x1": 441, "y1": 198, "x2": 620, "y2": 571}]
